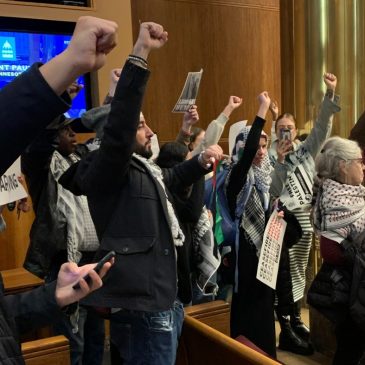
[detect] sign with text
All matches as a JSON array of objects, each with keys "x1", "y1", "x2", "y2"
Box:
[
  {"x1": 0, "y1": 159, "x2": 27, "y2": 205},
  {"x1": 280, "y1": 164, "x2": 313, "y2": 211},
  {"x1": 172, "y1": 69, "x2": 203, "y2": 113},
  {"x1": 256, "y1": 210, "x2": 286, "y2": 289}
]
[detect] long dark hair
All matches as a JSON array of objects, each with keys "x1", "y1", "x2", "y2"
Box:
[{"x1": 155, "y1": 142, "x2": 189, "y2": 168}]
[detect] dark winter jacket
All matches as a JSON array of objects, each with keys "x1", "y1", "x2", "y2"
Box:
[{"x1": 60, "y1": 61, "x2": 210, "y2": 312}]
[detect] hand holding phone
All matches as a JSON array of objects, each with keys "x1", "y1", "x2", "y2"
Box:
[
  {"x1": 280, "y1": 128, "x2": 292, "y2": 141},
  {"x1": 73, "y1": 251, "x2": 116, "y2": 290}
]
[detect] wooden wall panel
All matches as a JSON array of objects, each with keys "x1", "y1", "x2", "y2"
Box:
[{"x1": 130, "y1": 0, "x2": 281, "y2": 150}]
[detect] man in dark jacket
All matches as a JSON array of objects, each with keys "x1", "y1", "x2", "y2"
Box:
[
  {"x1": 59, "y1": 22, "x2": 223, "y2": 365},
  {"x1": 0, "y1": 16, "x2": 118, "y2": 364}
]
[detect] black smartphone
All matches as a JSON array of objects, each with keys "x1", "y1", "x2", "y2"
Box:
[{"x1": 72, "y1": 250, "x2": 116, "y2": 290}]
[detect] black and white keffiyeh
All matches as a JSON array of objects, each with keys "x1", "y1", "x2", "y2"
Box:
[
  {"x1": 230, "y1": 126, "x2": 272, "y2": 254},
  {"x1": 314, "y1": 178, "x2": 365, "y2": 240}
]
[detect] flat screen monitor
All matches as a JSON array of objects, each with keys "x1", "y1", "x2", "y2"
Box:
[{"x1": 0, "y1": 17, "x2": 93, "y2": 118}]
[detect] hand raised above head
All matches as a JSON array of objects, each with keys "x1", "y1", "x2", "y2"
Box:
[
  {"x1": 258, "y1": 91, "x2": 271, "y2": 107},
  {"x1": 67, "y1": 82, "x2": 84, "y2": 100},
  {"x1": 132, "y1": 22, "x2": 168, "y2": 60},
  {"x1": 256, "y1": 91, "x2": 271, "y2": 119},
  {"x1": 323, "y1": 72, "x2": 337, "y2": 91},
  {"x1": 66, "y1": 16, "x2": 118, "y2": 74},
  {"x1": 228, "y1": 96, "x2": 243, "y2": 110},
  {"x1": 269, "y1": 99, "x2": 279, "y2": 120},
  {"x1": 183, "y1": 105, "x2": 199, "y2": 126},
  {"x1": 108, "y1": 68, "x2": 122, "y2": 97}
]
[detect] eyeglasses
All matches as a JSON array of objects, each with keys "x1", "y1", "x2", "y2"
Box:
[{"x1": 347, "y1": 158, "x2": 365, "y2": 167}]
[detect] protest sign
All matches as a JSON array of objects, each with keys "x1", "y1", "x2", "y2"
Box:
[
  {"x1": 228, "y1": 120, "x2": 247, "y2": 154},
  {"x1": 172, "y1": 69, "x2": 203, "y2": 113},
  {"x1": 280, "y1": 164, "x2": 313, "y2": 211},
  {"x1": 256, "y1": 210, "x2": 286, "y2": 289},
  {"x1": 151, "y1": 134, "x2": 160, "y2": 160},
  {"x1": 0, "y1": 158, "x2": 27, "y2": 205}
]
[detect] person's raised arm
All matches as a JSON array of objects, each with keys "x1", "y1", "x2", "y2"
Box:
[
  {"x1": 59, "y1": 22, "x2": 168, "y2": 195},
  {"x1": 269, "y1": 99, "x2": 279, "y2": 141},
  {"x1": 103, "y1": 68, "x2": 122, "y2": 104},
  {"x1": 40, "y1": 16, "x2": 118, "y2": 96},
  {"x1": 302, "y1": 72, "x2": 340, "y2": 159},
  {"x1": 191, "y1": 96, "x2": 243, "y2": 157},
  {"x1": 176, "y1": 105, "x2": 199, "y2": 146},
  {"x1": 226, "y1": 91, "x2": 270, "y2": 214},
  {"x1": 0, "y1": 16, "x2": 118, "y2": 176}
]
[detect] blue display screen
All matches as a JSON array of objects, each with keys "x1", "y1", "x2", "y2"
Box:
[{"x1": 0, "y1": 31, "x2": 88, "y2": 118}]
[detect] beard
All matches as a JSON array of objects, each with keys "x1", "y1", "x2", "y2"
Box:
[{"x1": 134, "y1": 141, "x2": 153, "y2": 159}]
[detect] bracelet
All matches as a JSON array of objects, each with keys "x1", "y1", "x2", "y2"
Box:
[
  {"x1": 128, "y1": 57, "x2": 147, "y2": 69},
  {"x1": 198, "y1": 151, "x2": 212, "y2": 170},
  {"x1": 128, "y1": 54, "x2": 148, "y2": 67}
]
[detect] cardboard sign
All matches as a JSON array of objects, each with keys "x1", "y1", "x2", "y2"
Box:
[{"x1": 0, "y1": 158, "x2": 27, "y2": 205}]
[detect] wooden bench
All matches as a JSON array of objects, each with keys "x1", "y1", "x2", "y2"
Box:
[
  {"x1": 184, "y1": 300, "x2": 230, "y2": 336},
  {"x1": 176, "y1": 315, "x2": 281, "y2": 365},
  {"x1": 22, "y1": 335, "x2": 70, "y2": 365},
  {"x1": 1, "y1": 267, "x2": 44, "y2": 295}
]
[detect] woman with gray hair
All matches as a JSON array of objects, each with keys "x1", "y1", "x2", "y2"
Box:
[
  {"x1": 311, "y1": 136, "x2": 365, "y2": 365},
  {"x1": 314, "y1": 136, "x2": 365, "y2": 242}
]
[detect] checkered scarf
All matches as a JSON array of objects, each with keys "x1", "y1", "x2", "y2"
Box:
[
  {"x1": 314, "y1": 178, "x2": 365, "y2": 240},
  {"x1": 50, "y1": 151, "x2": 99, "y2": 263},
  {"x1": 231, "y1": 126, "x2": 272, "y2": 254}
]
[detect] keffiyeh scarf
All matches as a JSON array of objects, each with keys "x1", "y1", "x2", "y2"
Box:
[
  {"x1": 314, "y1": 178, "x2": 365, "y2": 240},
  {"x1": 231, "y1": 126, "x2": 273, "y2": 253},
  {"x1": 133, "y1": 153, "x2": 185, "y2": 246}
]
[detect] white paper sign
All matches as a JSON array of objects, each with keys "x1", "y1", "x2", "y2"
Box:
[
  {"x1": 256, "y1": 210, "x2": 286, "y2": 289},
  {"x1": 0, "y1": 159, "x2": 28, "y2": 205},
  {"x1": 151, "y1": 134, "x2": 160, "y2": 160},
  {"x1": 172, "y1": 69, "x2": 203, "y2": 113},
  {"x1": 280, "y1": 164, "x2": 313, "y2": 211},
  {"x1": 228, "y1": 120, "x2": 247, "y2": 155}
]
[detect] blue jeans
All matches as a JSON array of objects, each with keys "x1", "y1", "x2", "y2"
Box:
[
  {"x1": 110, "y1": 300, "x2": 184, "y2": 365},
  {"x1": 52, "y1": 305, "x2": 105, "y2": 365}
]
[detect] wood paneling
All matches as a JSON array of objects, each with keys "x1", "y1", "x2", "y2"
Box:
[{"x1": 131, "y1": 0, "x2": 281, "y2": 149}]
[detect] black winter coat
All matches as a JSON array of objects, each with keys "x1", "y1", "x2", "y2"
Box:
[{"x1": 60, "y1": 61, "x2": 210, "y2": 312}]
